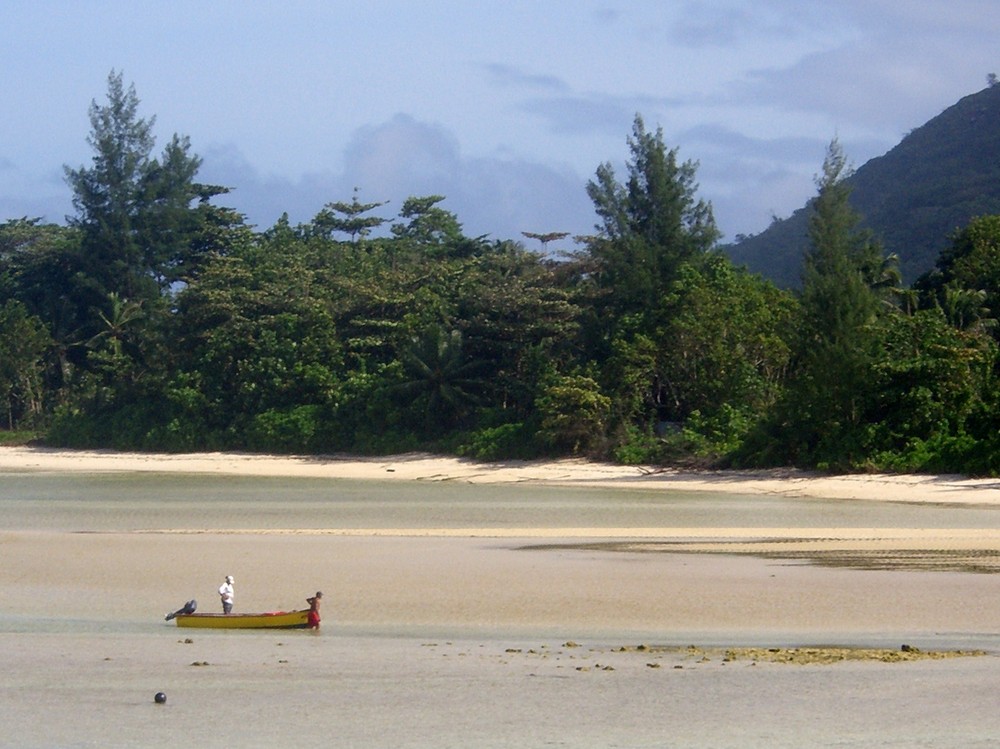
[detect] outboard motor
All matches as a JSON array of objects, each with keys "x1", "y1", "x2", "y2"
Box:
[{"x1": 165, "y1": 599, "x2": 198, "y2": 621}]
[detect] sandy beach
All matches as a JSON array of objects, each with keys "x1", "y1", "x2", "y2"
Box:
[
  {"x1": 2, "y1": 447, "x2": 1000, "y2": 747},
  {"x1": 5, "y1": 445, "x2": 1000, "y2": 503}
]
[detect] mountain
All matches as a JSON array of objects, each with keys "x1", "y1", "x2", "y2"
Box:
[{"x1": 724, "y1": 84, "x2": 1000, "y2": 287}]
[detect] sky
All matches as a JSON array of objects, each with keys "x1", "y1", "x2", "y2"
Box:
[{"x1": 2, "y1": 1, "x2": 998, "y2": 247}]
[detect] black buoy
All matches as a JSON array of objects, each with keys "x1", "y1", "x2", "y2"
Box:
[{"x1": 154, "y1": 692, "x2": 167, "y2": 704}]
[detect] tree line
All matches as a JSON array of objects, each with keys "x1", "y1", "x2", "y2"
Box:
[{"x1": 3, "y1": 72, "x2": 1000, "y2": 474}]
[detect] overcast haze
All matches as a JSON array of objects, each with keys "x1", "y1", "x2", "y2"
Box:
[{"x1": 2, "y1": 1, "x2": 997, "y2": 245}]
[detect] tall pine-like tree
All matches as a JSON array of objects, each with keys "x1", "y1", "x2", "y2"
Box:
[
  {"x1": 64, "y1": 71, "x2": 220, "y2": 307},
  {"x1": 775, "y1": 140, "x2": 891, "y2": 467},
  {"x1": 584, "y1": 115, "x2": 719, "y2": 328}
]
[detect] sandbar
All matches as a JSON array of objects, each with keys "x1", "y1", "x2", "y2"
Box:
[{"x1": 3, "y1": 445, "x2": 1000, "y2": 632}]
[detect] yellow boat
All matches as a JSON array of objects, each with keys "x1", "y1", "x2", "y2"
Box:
[{"x1": 174, "y1": 609, "x2": 310, "y2": 629}]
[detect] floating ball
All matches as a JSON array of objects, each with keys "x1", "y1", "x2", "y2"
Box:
[{"x1": 154, "y1": 692, "x2": 167, "y2": 704}]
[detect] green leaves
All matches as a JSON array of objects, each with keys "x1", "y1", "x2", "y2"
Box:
[
  {"x1": 917, "y1": 215, "x2": 1000, "y2": 335},
  {"x1": 584, "y1": 115, "x2": 719, "y2": 326},
  {"x1": 0, "y1": 300, "x2": 51, "y2": 428},
  {"x1": 64, "y1": 71, "x2": 229, "y2": 306},
  {"x1": 313, "y1": 188, "x2": 389, "y2": 243},
  {"x1": 392, "y1": 326, "x2": 489, "y2": 436},
  {"x1": 536, "y1": 373, "x2": 610, "y2": 455},
  {"x1": 657, "y1": 255, "x2": 795, "y2": 421},
  {"x1": 15, "y1": 88, "x2": 1000, "y2": 475},
  {"x1": 171, "y1": 244, "x2": 343, "y2": 448}
]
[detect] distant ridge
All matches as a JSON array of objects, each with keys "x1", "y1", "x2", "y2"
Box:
[{"x1": 724, "y1": 84, "x2": 1000, "y2": 287}]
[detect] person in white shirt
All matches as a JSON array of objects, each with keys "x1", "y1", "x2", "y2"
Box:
[{"x1": 218, "y1": 575, "x2": 235, "y2": 614}]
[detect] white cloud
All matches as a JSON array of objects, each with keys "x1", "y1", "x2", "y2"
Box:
[
  {"x1": 200, "y1": 115, "x2": 596, "y2": 242},
  {"x1": 2, "y1": 1, "x2": 996, "y2": 245},
  {"x1": 0, "y1": 157, "x2": 72, "y2": 224}
]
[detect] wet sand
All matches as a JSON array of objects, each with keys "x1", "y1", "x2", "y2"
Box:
[
  {"x1": 6, "y1": 629, "x2": 998, "y2": 749},
  {"x1": 1, "y1": 445, "x2": 998, "y2": 632},
  {"x1": 2, "y1": 447, "x2": 1000, "y2": 747},
  {"x1": 5, "y1": 530, "x2": 1000, "y2": 635}
]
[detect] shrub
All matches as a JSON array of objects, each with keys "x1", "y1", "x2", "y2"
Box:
[{"x1": 457, "y1": 423, "x2": 538, "y2": 460}]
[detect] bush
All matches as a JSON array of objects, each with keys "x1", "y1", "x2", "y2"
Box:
[
  {"x1": 0, "y1": 428, "x2": 43, "y2": 446},
  {"x1": 457, "y1": 423, "x2": 538, "y2": 460},
  {"x1": 536, "y1": 374, "x2": 610, "y2": 455},
  {"x1": 683, "y1": 405, "x2": 754, "y2": 456},
  {"x1": 243, "y1": 406, "x2": 324, "y2": 453},
  {"x1": 871, "y1": 432, "x2": 1000, "y2": 476},
  {"x1": 611, "y1": 425, "x2": 667, "y2": 464}
]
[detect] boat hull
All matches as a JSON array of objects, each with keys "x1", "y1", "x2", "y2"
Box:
[{"x1": 175, "y1": 609, "x2": 310, "y2": 629}]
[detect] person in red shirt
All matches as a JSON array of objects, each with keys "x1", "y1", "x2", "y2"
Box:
[{"x1": 306, "y1": 591, "x2": 322, "y2": 629}]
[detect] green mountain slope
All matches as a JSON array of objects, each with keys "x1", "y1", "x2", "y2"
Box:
[{"x1": 725, "y1": 84, "x2": 1000, "y2": 287}]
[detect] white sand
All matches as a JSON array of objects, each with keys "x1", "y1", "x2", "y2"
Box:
[{"x1": 4, "y1": 446, "x2": 1000, "y2": 504}]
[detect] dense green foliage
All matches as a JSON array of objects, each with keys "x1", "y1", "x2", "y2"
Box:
[{"x1": 4, "y1": 73, "x2": 1000, "y2": 475}]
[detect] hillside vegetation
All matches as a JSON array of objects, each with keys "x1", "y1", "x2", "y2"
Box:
[{"x1": 726, "y1": 84, "x2": 1000, "y2": 287}]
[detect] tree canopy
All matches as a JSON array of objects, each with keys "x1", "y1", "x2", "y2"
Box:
[{"x1": 4, "y1": 76, "x2": 1000, "y2": 475}]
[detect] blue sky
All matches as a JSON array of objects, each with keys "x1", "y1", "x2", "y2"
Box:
[{"x1": 2, "y1": 1, "x2": 997, "y2": 246}]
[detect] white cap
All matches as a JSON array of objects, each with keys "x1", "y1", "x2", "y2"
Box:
[{"x1": 226, "y1": 575, "x2": 234, "y2": 584}]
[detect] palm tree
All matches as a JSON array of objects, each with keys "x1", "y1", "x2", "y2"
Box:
[
  {"x1": 87, "y1": 292, "x2": 144, "y2": 359},
  {"x1": 393, "y1": 326, "x2": 488, "y2": 434},
  {"x1": 941, "y1": 286, "x2": 995, "y2": 333}
]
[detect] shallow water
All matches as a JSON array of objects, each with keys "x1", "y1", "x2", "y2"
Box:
[
  {"x1": 3, "y1": 471, "x2": 1000, "y2": 532},
  {"x1": 2, "y1": 471, "x2": 1000, "y2": 748}
]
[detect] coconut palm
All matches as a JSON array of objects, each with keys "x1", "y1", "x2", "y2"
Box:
[{"x1": 393, "y1": 326, "x2": 489, "y2": 434}]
